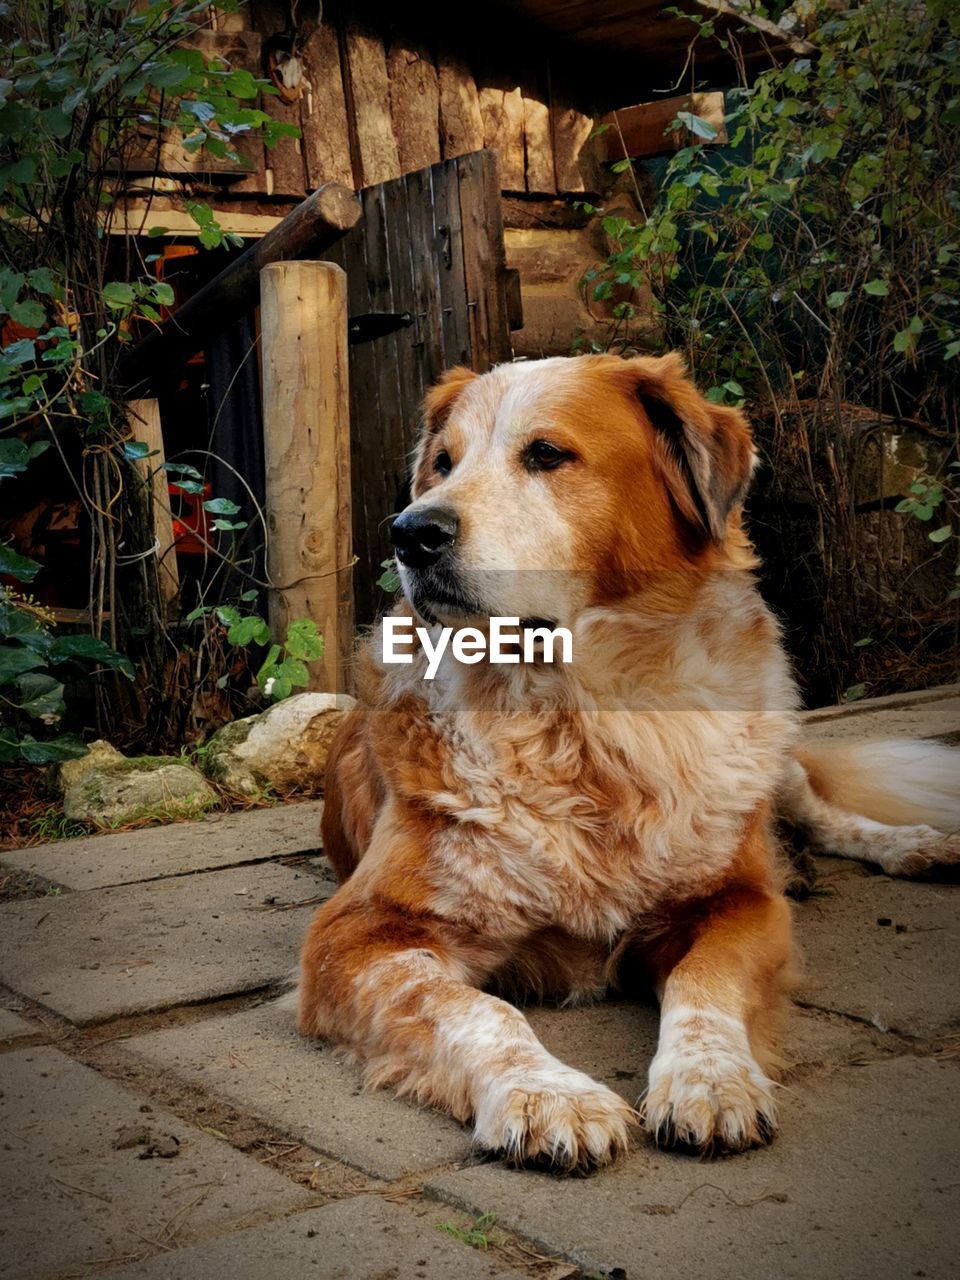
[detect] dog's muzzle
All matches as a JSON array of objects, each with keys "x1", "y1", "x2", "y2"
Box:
[{"x1": 390, "y1": 505, "x2": 459, "y2": 570}]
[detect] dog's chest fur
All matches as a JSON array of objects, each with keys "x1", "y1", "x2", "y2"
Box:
[{"x1": 372, "y1": 579, "x2": 800, "y2": 942}]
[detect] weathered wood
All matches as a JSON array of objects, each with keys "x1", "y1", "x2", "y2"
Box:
[
  {"x1": 478, "y1": 80, "x2": 525, "y2": 191},
  {"x1": 299, "y1": 16, "x2": 354, "y2": 189},
  {"x1": 458, "y1": 150, "x2": 512, "y2": 369},
  {"x1": 251, "y1": 0, "x2": 306, "y2": 196},
  {"x1": 121, "y1": 182, "x2": 361, "y2": 385},
  {"x1": 523, "y1": 91, "x2": 557, "y2": 195},
  {"x1": 432, "y1": 157, "x2": 471, "y2": 368},
  {"x1": 260, "y1": 261, "x2": 353, "y2": 695},
  {"x1": 437, "y1": 54, "x2": 484, "y2": 158},
  {"x1": 319, "y1": 150, "x2": 512, "y2": 624},
  {"x1": 597, "y1": 92, "x2": 728, "y2": 161},
  {"x1": 387, "y1": 41, "x2": 441, "y2": 174},
  {"x1": 552, "y1": 102, "x2": 600, "y2": 193},
  {"x1": 341, "y1": 20, "x2": 401, "y2": 186},
  {"x1": 127, "y1": 399, "x2": 180, "y2": 606}
]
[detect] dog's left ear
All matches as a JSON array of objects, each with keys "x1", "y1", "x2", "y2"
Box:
[
  {"x1": 422, "y1": 365, "x2": 478, "y2": 435},
  {"x1": 629, "y1": 352, "x2": 756, "y2": 544}
]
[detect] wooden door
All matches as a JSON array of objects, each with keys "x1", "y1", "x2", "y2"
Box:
[{"x1": 323, "y1": 149, "x2": 513, "y2": 627}]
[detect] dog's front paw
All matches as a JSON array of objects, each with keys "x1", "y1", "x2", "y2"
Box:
[
  {"x1": 642, "y1": 1011, "x2": 778, "y2": 1153},
  {"x1": 473, "y1": 1064, "x2": 637, "y2": 1171}
]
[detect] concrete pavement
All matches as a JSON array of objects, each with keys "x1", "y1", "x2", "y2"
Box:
[{"x1": 1, "y1": 687, "x2": 958, "y2": 1279}]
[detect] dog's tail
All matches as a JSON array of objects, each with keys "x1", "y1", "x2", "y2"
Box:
[
  {"x1": 782, "y1": 738, "x2": 960, "y2": 876},
  {"x1": 795, "y1": 738, "x2": 960, "y2": 832}
]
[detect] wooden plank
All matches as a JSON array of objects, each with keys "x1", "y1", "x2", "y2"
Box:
[
  {"x1": 431, "y1": 157, "x2": 471, "y2": 368},
  {"x1": 111, "y1": 208, "x2": 283, "y2": 238},
  {"x1": 596, "y1": 92, "x2": 728, "y2": 161},
  {"x1": 300, "y1": 16, "x2": 354, "y2": 189},
  {"x1": 478, "y1": 80, "x2": 525, "y2": 192},
  {"x1": 381, "y1": 172, "x2": 427, "y2": 463},
  {"x1": 523, "y1": 91, "x2": 556, "y2": 195},
  {"x1": 457, "y1": 150, "x2": 511, "y2": 370},
  {"x1": 387, "y1": 41, "x2": 441, "y2": 174},
  {"x1": 552, "y1": 102, "x2": 600, "y2": 193},
  {"x1": 259, "y1": 262, "x2": 353, "y2": 695},
  {"x1": 127, "y1": 399, "x2": 180, "y2": 606},
  {"x1": 359, "y1": 183, "x2": 404, "y2": 613},
  {"x1": 341, "y1": 20, "x2": 401, "y2": 187},
  {"x1": 251, "y1": 0, "x2": 306, "y2": 196},
  {"x1": 405, "y1": 164, "x2": 446, "y2": 383},
  {"x1": 437, "y1": 54, "x2": 484, "y2": 159}
]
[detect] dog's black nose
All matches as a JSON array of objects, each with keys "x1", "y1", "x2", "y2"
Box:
[{"x1": 390, "y1": 506, "x2": 459, "y2": 569}]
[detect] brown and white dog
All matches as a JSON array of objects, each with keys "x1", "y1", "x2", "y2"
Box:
[{"x1": 296, "y1": 353, "x2": 960, "y2": 1169}]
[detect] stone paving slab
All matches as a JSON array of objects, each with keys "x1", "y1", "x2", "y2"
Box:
[
  {"x1": 0, "y1": 1045, "x2": 312, "y2": 1279},
  {"x1": 0, "y1": 863, "x2": 329, "y2": 1025},
  {"x1": 427, "y1": 1056, "x2": 960, "y2": 1280},
  {"x1": 801, "y1": 682, "x2": 960, "y2": 743},
  {"x1": 123, "y1": 1000, "x2": 474, "y2": 1181},
  {"x1": 796, "y1": 858, "x2": 960, "y2": 1036},
  {"x1": 104, "y1": 1196, "x2": 528, "y2": 1280},
  {"x1": 0, "y1": 1006, "x2": 36, "y2": 1041},
  {"x1": 124, "y1": 986, "x2": 874, "y2": 1188},
  {"x1": 0, "y1": 800, "x2": 325, "y2": 891}
]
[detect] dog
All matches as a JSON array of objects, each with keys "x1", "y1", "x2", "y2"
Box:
[{"x1": 295, "y1": 352, "x2": 960, "y2": 1170}]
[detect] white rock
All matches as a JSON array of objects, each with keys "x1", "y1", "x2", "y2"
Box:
[{"x1": 202, "y1": 692, "x2": 355, "y2": 797}]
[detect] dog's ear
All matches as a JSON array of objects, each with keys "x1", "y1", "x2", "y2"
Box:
[
  {"x1": 628, "y1": 352, "x2": 756, "y2": 544},
  {"x1": 422, "y1": 365, "x2": 478, "y2": 434}
]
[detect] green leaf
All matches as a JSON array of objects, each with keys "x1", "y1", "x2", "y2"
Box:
[
  {"x1": 285, "y1": 618, "x2": 324, "y2": 662},
  {"x1": 266, "y1": 675, "x2": 293, "y2": 701},
  {"x1": 102, "y1": 281, "x2": 136, "y2": 309},
  {"x1": 863, "y1": 279, "x2": 889, "y2": 297},
  {"x1": 0, "y1": 544, "x2": 42, "y2": 582},
  {"x1": 276, "y1": 656, "x2": 309, "y2": 687},
  {"x1": 826, "y1": 291, "x2": 849, "y2": 309},
  {"x1": 152, "y1": 282, "x2": 175, "y2": 306},
  {"x1": 123, "y1": 440, "x2": 153, "y2": 461},
  {"x1": 12, "y1": 671, "x2": 64, "y2": 718},
  {"x1": 227, "y1": 615, "x2": 270, "y2": 646},
  {"x1": 9, "y1": 299, "x2": 45, "y2": 328},
  {"x1": 844, "y1": 683, "x2": 868, "y2": 702},
  {"x1": 40, "y1": 106, "x2": 72, "y2": 138},
  {"x1": 18, "y1": 733, "x2": 87, "y2": 764},
  {"x1": 48, "y1": 634, "x2": 135, "y2": 677},
  {"x1": 0, "y1": 645, "x2": 45, "y2": 683},
  {"x1": 676, "y1": 111, "x2": 718, "y2": 141},
  {"x1": 202, "y1": 497, "x2": 241, "y2": 516},
  {"x1": 928, "y1": 525, "x2": 952, "y2": 543}
]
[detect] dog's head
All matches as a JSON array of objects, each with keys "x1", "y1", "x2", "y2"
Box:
[{"x1": 390, "y1": 353, "x2": 756, "y2": 627}]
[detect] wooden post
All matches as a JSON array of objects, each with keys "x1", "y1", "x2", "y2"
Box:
[
  {"x1": 126, "y1": 398, "x2": 180, "y2": 607},
  {"x1": 259, "y1": 262, "x2": 353, "y2": 695}
]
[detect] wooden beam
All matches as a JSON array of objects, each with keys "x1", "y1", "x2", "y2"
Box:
[
  {"x1": 127, "y1": 398, "x2": 180, "y2": 607},
  {"x1": 300, "y1": 16, "x2": 354, "y2": 189},
  {"x1": 260, "y1": 261, "x2": 353, "y2": 695},
  {"x1": 109, "y1": 207, "x2": 284, "y2": 238},
  {"x1": 597, "y1": 93, "x2": 728, "y2": 161},
  {"x1": 121, "y1": 182, "x2": 361, "y2": 387},
  {"x1": 341, "y1": 21, "x2": 401, "y2": 186},
  {"x1": 478, "y1": 81, "x2": 525, "y2": 192},
  {"x1": 438, "y1": 54, "x2": 484, "y2": 158},
  {"x1": 387, "y1": 41, "x2": 441, "y2": 174}
]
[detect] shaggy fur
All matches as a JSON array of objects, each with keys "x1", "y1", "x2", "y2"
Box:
[{"x1": 296, "y1": 353, "x2": 960, "y2": 1170}]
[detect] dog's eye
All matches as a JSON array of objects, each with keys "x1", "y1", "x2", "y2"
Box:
[
  {"x1": 434, "y1": 450, "x2": 452, "y2": 477},
  {"x1": 525, "y1": 440, "x2": 574, "y2": 472}
]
